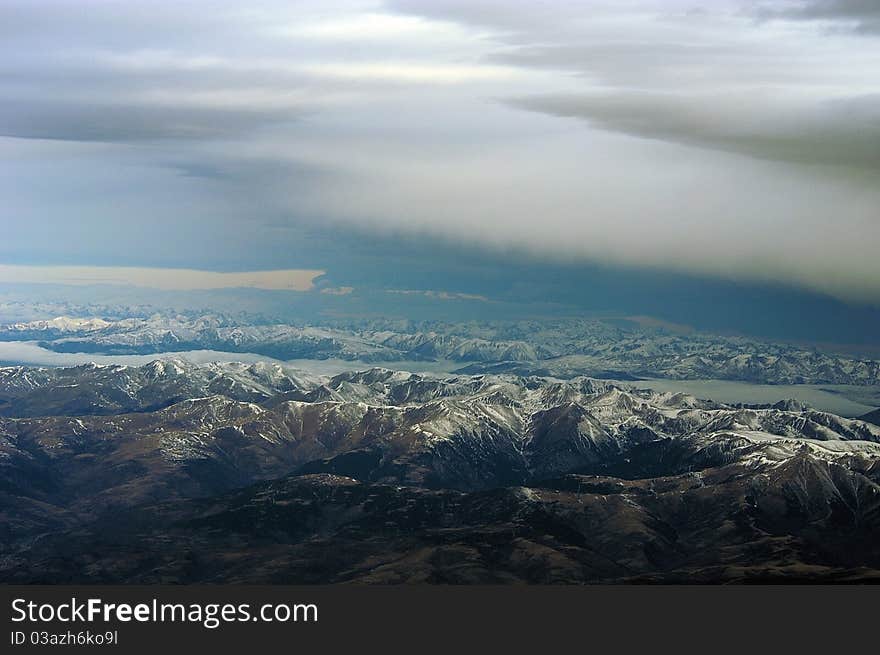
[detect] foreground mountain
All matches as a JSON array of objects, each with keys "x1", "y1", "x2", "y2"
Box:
[
  {"x1": 1, "y1": 360, "x2": 879, "y2": 583},
  {"x1": 8, "y1": 465, "x2": 880, "y2": 584},
  {"x1": 861, "y1": 408, "x2": 880, "y2": 427}
]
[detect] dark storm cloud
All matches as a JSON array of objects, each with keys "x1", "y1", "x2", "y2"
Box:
[
  {"x1": 0, "y1": 13, "x2": 319, "y2": 144},
  {"x1": 509, "y1": 92, "x2": 880, "y2": 171},
  {"x1": 0, "y1": 1, "x2": 434, "y2": 144},
  {"x1": 392, "y1": 0, "x2": 880, "y2": 174},
  {"x1": 764, "y1": 0, "x2": 880, "y2": 33}
]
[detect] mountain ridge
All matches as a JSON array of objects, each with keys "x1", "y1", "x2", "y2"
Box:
[
  {"x1": 4, "y1": 314, "x2": 880, "y2": 385},
  {"x1": 2, "y1": 360, "x2": 880, "y2": 583}
]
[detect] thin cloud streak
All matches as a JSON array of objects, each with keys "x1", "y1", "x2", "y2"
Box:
[{"x1": 0, "y1": 265, "x2": 324, "y2": 291}]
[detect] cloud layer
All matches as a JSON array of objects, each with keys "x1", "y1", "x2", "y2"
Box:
[{"x1": 2, "y1": 0, "x2": 880, "y2": 304}]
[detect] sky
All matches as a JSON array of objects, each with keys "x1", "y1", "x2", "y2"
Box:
[{"x1": 1, "y1": 0, "x2": 879, "y2": 341}]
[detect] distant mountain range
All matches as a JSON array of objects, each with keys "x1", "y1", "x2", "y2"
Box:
[
  {"x1": 3, "y1": 313, "x2": 880, "y2": 386},
  {"x1": 2, "y1": 360, "x2": 880, "y2": 583}
]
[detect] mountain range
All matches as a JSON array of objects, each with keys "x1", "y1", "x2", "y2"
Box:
[
  {"x1": 3, "y1": 314, "x2": 880, "y2": 386},
  {"x1": 2, "y1": 360, "x2": 880, "y2": 583}
]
